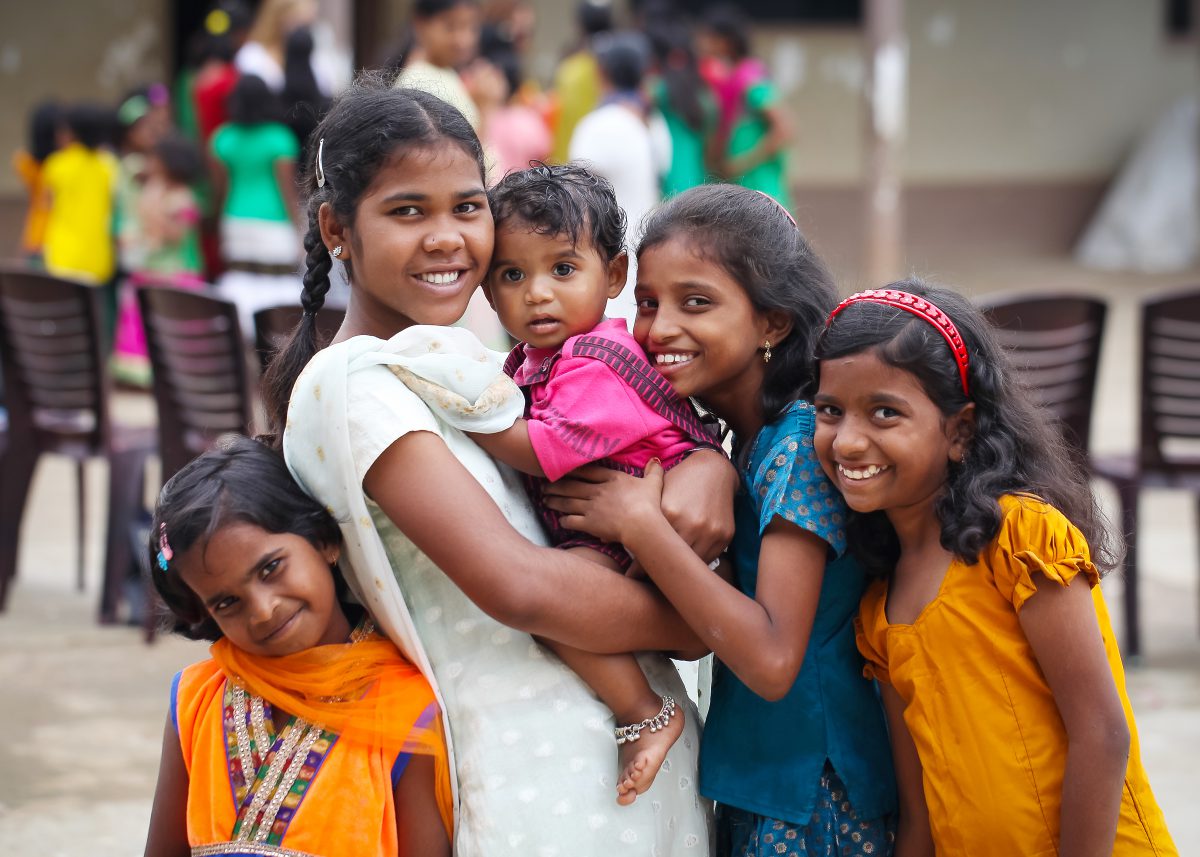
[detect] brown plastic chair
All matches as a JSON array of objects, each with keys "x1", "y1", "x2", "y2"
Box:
[
  {"x1": 0, "y1": 267, "x2": 156, "y2": 620},
  {"x1": 138, "y1": 285, "x2": 255, "y2": 482},
  {"x1": 253, "y1": 303, "x2": 346, "y2": 374},
  {"x1": 981, "y1": 294, "x2": 1107, "y2": 453},
  {"x1": 1090, "y1": 287, "x2": 1200, "y2": 658},
  {"x1": 980, "y1": 295, "x2": 1156, "y2": 652}
]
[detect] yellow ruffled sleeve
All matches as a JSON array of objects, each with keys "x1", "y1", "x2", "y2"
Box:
[
  {"x1": 855, "y1": 579, "x2": 892, "y2": 684},
  {"x1": 989, "y1": 495, "x2": 1100, "y2": 612}
]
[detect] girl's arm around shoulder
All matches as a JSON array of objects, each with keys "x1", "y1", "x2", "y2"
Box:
[
  {"x1": 364, "y1": 430, "x2": 700, "y2": 654},
  {"x1": 394, "y1": 753, "x2": 450, "y2": 857},
  {"x1": 1019, "y1": 571, "x2": 1129, "y2": 857},
  {"x1": 880, "y1": 684, "x2": 934, "y2": 857},
  {"x1": 143, "y1": 713, "x2": 190, "y2": 857}
]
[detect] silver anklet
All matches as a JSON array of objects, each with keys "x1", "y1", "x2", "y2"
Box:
[{"x1": 614, "y1": 695, "x2": 677, "y2": 745}]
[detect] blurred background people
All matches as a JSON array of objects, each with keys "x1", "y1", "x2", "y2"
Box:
[
  {"x1": 209, "y1": 74, "x2": 302, "y2": 332},
  {"x1": 394, "y1": 0, "x2": 489, "y2": 131},
  {"x1": 479, "y1": 23, "x2": 551, "y2": 176},
  {"x1": 112, "y1": 133, "x2": 206, "y2": 386},
  {"x1": 41, "y1": 103, "x2": 119, "y2": 288},
  {"x1": 697, "y1": 3, "x2": 794, "y2": 210},
  {"x1": 236, "y1": 0, "x2": 336, "y2": 96},
  {"x1": 11, "y1": 101, "x2": 61, "y2": 262},
  {"x1": 644, "y1": 5, "x2": 716, "y2": 198},
  {"x1": 568, "y1": 30, "x2": 667, "y2": 321},
  {"x1": 550, "y1": 0, "x2": 612, "y2": 164},
  {"x1": 281, "y1": 24, "x2": 331, "y2": 165}
]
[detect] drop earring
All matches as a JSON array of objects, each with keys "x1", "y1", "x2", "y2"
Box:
[{"x1": 762, "y1": 340, "x2": 772, "y2": 364}]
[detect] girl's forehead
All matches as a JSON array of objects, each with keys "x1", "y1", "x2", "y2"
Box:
[{"x1": 363, "y1": 144, "x2": 483, "y2": 196}]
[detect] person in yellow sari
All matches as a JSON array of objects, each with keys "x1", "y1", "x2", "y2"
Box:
[{"x1": 143, "y1": 436, "x2": 451, "y2": 857}]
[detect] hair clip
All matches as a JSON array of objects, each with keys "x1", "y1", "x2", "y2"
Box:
[
  {"x1": 825, "y1": 288, "x2": 971, "y2": 397},
  {"x1": 754, "y1": 190, "x2": 797, "y2": 229},
  {"x1": 315, "y1": 138, "x2": 326, "y2": 188},
  {"x1": 157, "y1": 522, "x2": 174, "y2": 572}
]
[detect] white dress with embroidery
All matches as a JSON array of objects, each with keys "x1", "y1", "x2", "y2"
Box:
[{"x1": 283, "y1": 327, "x2": 712, "y2": 857}]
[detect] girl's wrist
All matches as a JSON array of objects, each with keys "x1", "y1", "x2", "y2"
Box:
[{"x1": 621, "y1": 508, "x2": 673, "y2": 557}]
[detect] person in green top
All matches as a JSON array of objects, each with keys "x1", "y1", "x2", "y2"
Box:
[
  {"x1": 697, "y1": 4, "x2": 795, "y2": 211},
  {"x1": 645, "y1": 14, "x2": 717, "y2": 197},
  {"x1": 209, "y1": 73, "x2": 303, "y2": 332}
]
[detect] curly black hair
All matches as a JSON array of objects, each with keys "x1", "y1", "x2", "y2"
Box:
[
  {"x1": 488, "y1": 161, "x2": 626, "y2": 263},
  {"x1": 149, "y1": 435, "x2": 351, "y2": 641},
  {"x1": 813, "y1": 278, "x2": 1121, "y2": 577}
]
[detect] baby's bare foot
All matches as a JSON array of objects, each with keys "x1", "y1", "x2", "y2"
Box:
[{"x1": 614, "y1": 696, "x2": 683, "y2": 806}]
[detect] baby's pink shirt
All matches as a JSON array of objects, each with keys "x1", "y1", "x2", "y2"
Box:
[{"x1": 511, "y1": 319, "x2": 698, "y2": 482}]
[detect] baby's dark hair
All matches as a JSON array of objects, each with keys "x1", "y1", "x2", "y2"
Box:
[
  {"x1": 637, "y1": 184, "x2": 837, "y2": 430},
  {"x1": 261, "y1": 73, "x2": 485, "y2": 444},
  {"x1": 149, "y1": 434, "x2": 346, "y2": 641},
  {"x1": 489, "y1": 162, "x2": 625, "y2": 262},
  {"x1": 814, "y1": 278, "x2": 1120, "y2": 576},
  {"x1": 152, "y1": 132, "x2": 206, "y2": 185}
]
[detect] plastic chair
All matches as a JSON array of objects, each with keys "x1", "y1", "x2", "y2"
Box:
[
  {"x1": 981, "y1": 294, "x2": 1107, "y2": 453},
  {"x1": 1091, "y1": 287, "x2": 1200, "y2": 658},
  {"x1": 253, "y1": 303, "x2": 346, "y2": 374},
  {"x1": 138, "y1": 285, "x2": 255, "y2": 482},
  {"x1": 0, "y1": 267, "x2": 156, "y2": 620}
]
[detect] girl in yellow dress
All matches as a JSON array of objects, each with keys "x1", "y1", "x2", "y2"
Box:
[{"x1": 811, "y1": 281, "x2": 1177, "y2": 856}]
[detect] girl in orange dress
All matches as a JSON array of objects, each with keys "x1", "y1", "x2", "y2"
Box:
[
  {"x1": 143, "y1": 435, "x2": 451, "y2": 857},
  {"x1": 811, "y1": 281, "x2": 1177, "y2": 856}
]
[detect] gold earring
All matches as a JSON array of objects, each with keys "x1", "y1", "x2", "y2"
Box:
[{"x1": 763, "y1": 340, "x2": 772, "y2": 364}]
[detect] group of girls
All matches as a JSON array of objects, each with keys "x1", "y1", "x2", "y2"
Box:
[{"x1": 144, "y1": 75, "x2": 1178, "y2": 857}]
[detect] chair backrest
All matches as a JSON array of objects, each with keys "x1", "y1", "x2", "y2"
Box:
[
  {"x1": 1140, "y1": 287, "x2": 1200, "y2": 472},
  {"x1": 253, "y1": 304, "x2": 346, "y2": 374},
  {"x1": 138, "y1": 286, "x2": 253, "y2": 480},
  {"x1": 0, "y1": 267, "x2": 109, "y2": 453},
  {"x1": 980, "y1": 294, "x2": 1107, "y2": 453}
]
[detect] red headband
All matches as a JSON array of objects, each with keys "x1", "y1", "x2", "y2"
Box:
[{"x1": 825, "y1": 289, "x2": 971, "y2": 396}]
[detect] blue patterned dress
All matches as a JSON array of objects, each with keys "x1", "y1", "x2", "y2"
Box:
[{"x1": 701, "y1": 401, "x2": 896, "y2": 857}]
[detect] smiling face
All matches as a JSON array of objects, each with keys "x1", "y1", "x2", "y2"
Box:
[
  {"x1": 175, "y1": 523, "x2": 351, "y2": 658},
  {"x1": 813, "y1": 348, "x2": 973, "y2": 523},
  {"x1": 485, "y1": 223, "x2": 625, "y2": 349},
  {"x1": 322, "y1": 144, "x2": 492, "y2": 339},
  {"x1": 633, "y1": 236, "x2": 779, "y2": 427}
]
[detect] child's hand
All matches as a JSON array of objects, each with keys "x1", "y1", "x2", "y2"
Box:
[{"x1": 543, "y1": 461, "x2": 667, "y2": 545}]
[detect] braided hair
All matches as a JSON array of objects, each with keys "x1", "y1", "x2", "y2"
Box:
[{"x1": 261, "y1": 72, "x2": 485, "y2": 445}]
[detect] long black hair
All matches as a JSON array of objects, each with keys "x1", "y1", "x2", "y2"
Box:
[
  {"x1": 150, "y1": 435, "x2": 349, "y2": 641},
  {"x1": 645, "y1": 10, "x2": 708, "y2": 132},
  {"x1": 637, "y1": 184, "x2": 837, "y2": 435},
  {"x1": 813, "y1": 278, "x2": 1121, "y2": 577},
  {"x1": 260, "y1": 73, "x2": 486, "y2": 444}
]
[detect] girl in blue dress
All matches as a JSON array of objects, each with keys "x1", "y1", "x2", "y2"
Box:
[{"x1": 545, "y1": 184, "x2": 898, "y2": 856}]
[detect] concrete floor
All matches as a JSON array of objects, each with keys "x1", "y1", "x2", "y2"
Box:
[{"x1": 1, "y1": 253, "x2": 1198, "y2": 854}]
